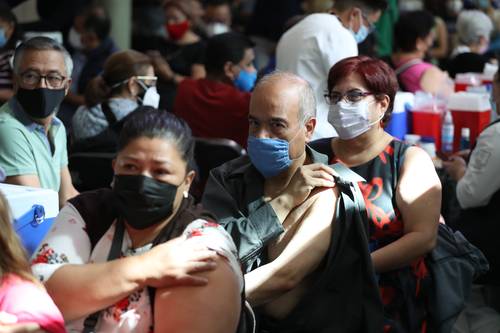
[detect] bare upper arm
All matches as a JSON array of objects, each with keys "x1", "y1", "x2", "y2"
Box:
[
  {"x1": 268, "y1": 188, "x2": 337, "y2": 280},
  {"x1": 420, "y1": 66, "x2": 453, "y2": 97},
  {"x1": 154, "y1": 256, "x2": 241, "y2": 333},
  {"x1": 396, "y1": 147, "x2": 441, "y2": 235},
  {"x1": 4, "y1": 174, "x2": 41, "y2": 188}
]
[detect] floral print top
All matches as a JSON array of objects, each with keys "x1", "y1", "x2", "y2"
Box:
[{"x1": 31, "y1": 203, "x2": 243, "y2": 333}]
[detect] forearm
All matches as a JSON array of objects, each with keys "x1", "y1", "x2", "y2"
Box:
[
  {"x1": 245, "y1": 262, "x2": 290, "y2": 306},
  {"x1": 45, "y1": 256, "x2": 145, "y2": 321},
  {"x1": 371, "y1": 230, "x2": 436, "y2": 273}
]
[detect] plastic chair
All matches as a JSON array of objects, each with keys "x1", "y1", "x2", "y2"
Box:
[
  {"x1": 69, "y1": 152, "x2": 116, "y2": 192},
  {"x1": 192, "y1": 137, "x2": 246, "y2": 200}
]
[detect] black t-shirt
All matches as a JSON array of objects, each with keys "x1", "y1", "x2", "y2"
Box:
[
  {"x1": 447, "y1": 52, "x2": 488, "y2": 78},
  {"x1": 133, "y1": 35, "x2": 206, "y2": 76}
]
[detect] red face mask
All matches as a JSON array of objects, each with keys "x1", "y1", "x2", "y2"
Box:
[{"x1": 165, "y1": 20, "x2": 190, "y2": 41}]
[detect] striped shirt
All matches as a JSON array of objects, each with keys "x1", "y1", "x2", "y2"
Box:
[{"x1": 0, "y1": 49, "x2": 14, "y2": 90}]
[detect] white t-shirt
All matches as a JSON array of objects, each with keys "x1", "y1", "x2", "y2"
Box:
[
  {"x1": 276, "y1": 13, "x2": 358, "y2": 140},
  {"x1": 457, "y1": 121, "x2": 500, "y2": 209}
]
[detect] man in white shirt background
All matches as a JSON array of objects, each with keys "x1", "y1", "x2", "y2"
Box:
[{"x1": 276, "y1": 0, "x2": 387, "y2": 140}]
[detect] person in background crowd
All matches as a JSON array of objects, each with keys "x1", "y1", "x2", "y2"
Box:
[
  {"x1": 0, "y1": 37, "x2": 79, "y2": 208},
  {"x1": 392, "y1": 10, "x2": 453, "y2": 97},
  {"x1": 203, "y1": 0, "x2": 232, "y2": 37},
  {"x1": 32, "y1": 107, "x2": 243, "y2": 333},
  {"x1": 76, "y1": 5, "x2": 118, "y2": 100},
  {"x1": 0, "y1": 4, "x2": 20, "y2": 103},
  {"x1": 276, "y1": 0, "x2": 387, "y2": 140},
  {"x1": 0, "y1": 192, "x2": 66, "y2": 333},
  {"x1": 246, "y1": 0, "x2": 303, "y2": 71},
  {"x1": 72, "y1": 50, "x2": 158, "y2": 144},
  {"x1": 443, "y1": 71, "x2": 500, "y2": 332},
  {"x1": 173, "y1": 32, "x2": 254, "y2": 148},
  {"x1": 447, "y1": 10, "x2": 493, "y2": 78},
  {"x1": 134, "y1": 0, "x2": 206, "y2": 111},
  {"x1": 312, "y1": 55, "x2": 441, "y2": 331}
]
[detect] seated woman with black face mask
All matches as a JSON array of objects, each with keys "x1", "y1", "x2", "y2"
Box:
[
  {"x1": 31, "y1": 106, "x2": 243, "y2": 333},
  {"x1": 71, "y1": 50, "x2": 160, "y2": 145}
]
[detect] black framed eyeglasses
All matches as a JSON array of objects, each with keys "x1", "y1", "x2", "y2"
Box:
[
  {"x1": 20, "y1": 70, "x2": 66, "y2": 89},
  {"x1": 324, "y1": 89, "x2": 373, "y2": 105}
]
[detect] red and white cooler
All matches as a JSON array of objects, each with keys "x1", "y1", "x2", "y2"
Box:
[{"x1": 447, "y1": 92, "x2": 492, "y2": 151}]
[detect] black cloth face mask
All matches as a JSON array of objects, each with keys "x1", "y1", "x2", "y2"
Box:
[
  {"x1": 112, "y1": 174, "x2": 179, "y2": 230},
  {"x1": 16, "y1": 87, "x2": 65, "y2": 119}
]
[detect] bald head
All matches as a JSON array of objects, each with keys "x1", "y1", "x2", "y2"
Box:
[{"x1": 253, "y1": 71, "x2": 316, "y2": 124}]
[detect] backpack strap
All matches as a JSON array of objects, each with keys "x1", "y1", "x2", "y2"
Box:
[
  {"x1": 394, "y1": 58, "x2": 423, "y2": 76},
  {"x1": 101, "y1": 101, "x2": 117, "y2": 127}
]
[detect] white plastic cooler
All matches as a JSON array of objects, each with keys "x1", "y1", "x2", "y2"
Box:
[{"x1": 0, "y1": 183, "x2": 58, "y2": 256}]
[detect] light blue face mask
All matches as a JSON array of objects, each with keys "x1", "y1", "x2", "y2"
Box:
[
  {"x1": 351, "y1": 24, "x2": 369, "y2": 44},
  {"x1": 234, "y1": 69, "x2": 257, "y2": 92},
  {"x1": 0, "y1": 28, "x2": 7, "y2": 48},
  {"x1": 247, "y1": 136, "x2": 292, "y2": 178}
]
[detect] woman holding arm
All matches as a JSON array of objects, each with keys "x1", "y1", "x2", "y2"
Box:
[
  {"x1": 313, "y1": 55, "x2": 442, "y2": 332},
  {"x1": 32, "y1": 107, "x2": 243, "y2": 333}
]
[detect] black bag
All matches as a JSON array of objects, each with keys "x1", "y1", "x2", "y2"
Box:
[
  {"x1": 257, "y1": 164, "x2": 384, "y2": 333},
  {"x1": 425, "y1": 223, "x2": 489, "y2": 333}
]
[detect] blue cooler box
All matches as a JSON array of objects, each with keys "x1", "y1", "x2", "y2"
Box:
[
  {"x1": 386, "y1": 92, "x2": 414, "y2": 140},
  {"x1": 0, "y1": 183, "x2": 58, "y2": 256}
]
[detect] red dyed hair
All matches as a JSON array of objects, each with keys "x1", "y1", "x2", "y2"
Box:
[{"x1": 327, "y1": 56, "x2": 399, "y2": 125}]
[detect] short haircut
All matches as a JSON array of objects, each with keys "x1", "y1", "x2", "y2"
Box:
[
  {"x1": 83, "y1": 7, "x2": 111, "y2": 41},
  {"x1": 394, "y1": 10, "x2": 435, "y2": 52},
  {"x1": 328, "y1": 56, "x2": 399, "y2": 126},
  {"x1": 456, "y1": 10, "x2": 493, "y2": 45},
  {"x1": 256, "y1": 71, "x2": 316, "y2": 124},
  {"x1": 204, "y1": 32, "x2": 254, "y2": 75},
  {"x1": 333, "y1": 0, "x2": 388, "y2": 13},
  {"x1": 118, "y1": 106, "x2": 195, "y2": 171},
  {"x1": 13, "y1": 36, "x2": 73, "y2": 76}
]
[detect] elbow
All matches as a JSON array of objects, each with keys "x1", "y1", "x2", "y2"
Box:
[{"x1": 272, "y1": 268, "x2": 302, "y2": 292}]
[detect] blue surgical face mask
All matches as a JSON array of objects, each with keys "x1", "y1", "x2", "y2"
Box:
[
  {"x1": 247, "y1": 136, "x2": 293, "y2": 178},
  {"x1": 234, "y1": 69, "x2": 257, "y2": 92},
  {"x1": 351, "y1": 23, "x2": 369, "y2": 44},
  {"x1": 0, "y1": 28, "x2": 7, "y2": 48}
]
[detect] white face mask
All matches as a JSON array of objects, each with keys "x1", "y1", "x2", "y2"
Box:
[
  {"x1": 205, "y1": 22, "x2": 230, "y2": 37},
  {"x1": 141, "y1": 86, "x2": 160, "y2": 108},
  {"x1": 328, "y1": 99, "x2": 383, "y2": 140},
  {"x1": 68, "y1": 26, "x2": 83, "y2": 50}
]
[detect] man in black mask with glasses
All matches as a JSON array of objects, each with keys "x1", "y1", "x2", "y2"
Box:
[{"x1": 0, "y1": 36, "x2": 79, "y2": 208}]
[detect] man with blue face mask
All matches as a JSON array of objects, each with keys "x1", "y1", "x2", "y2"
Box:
[
  {"x1": 174, "y1": 32, "x2": 256, "y2": 147},
  {"x1": 202, "y1": 72, "x2": 363, "y2": 331},
  {"x1": 276, "y1": 0, "x2": 386, "y2": 141}
]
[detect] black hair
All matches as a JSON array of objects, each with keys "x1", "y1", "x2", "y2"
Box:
[
  {"x1": 0, "y1": 4, "x2": 20, "y2": 50},
  {"x1": 83, "y1": 9, "x2": 111, "y2": 41},
  {"x1": 118, "y1": 106, "x2": 195, "y2": 171},
  {"x1": 394, "y1": 10, "x2": 435, "y2": 52},
  {"x1": 204, "y1": 0, "x2": 230, "y2": 7},
  {"x1": 204, "y1": 32, "x2": 254, "y2": 75},
  {"x1": 333, "y1": 0, "x2": 388, "y2": 13}
]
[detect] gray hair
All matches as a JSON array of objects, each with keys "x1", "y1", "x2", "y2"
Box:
[
  {"x1": 457, "y1": 10, "x2": 493, "y2": 45},
  {"x1": 13, "y1": 36, "x2": 73, "y2": 77},
  {"x1": 255, "y1": 71, "x2": 316, "y2": 124}
]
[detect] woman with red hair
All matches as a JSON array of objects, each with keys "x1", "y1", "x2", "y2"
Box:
[{"x1": 312, "y1": 55, "x2": 442, "y2": 332}]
